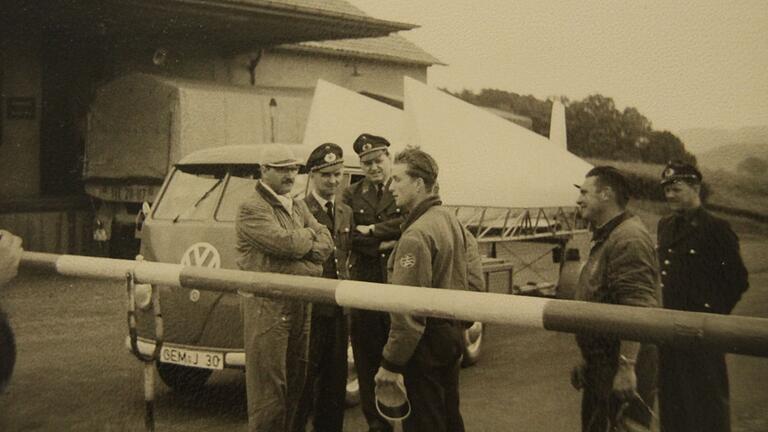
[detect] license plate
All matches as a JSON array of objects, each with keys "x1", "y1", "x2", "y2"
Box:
[{"x1": 159, "y1": 346, "x2": 224, "y2": 370}]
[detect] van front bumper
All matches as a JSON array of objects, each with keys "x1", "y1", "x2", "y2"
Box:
[{"x1": 124, "y1": 336, "x2": 246, "y2": 369}]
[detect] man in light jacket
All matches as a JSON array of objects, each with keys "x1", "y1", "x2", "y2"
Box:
[{"x1": 236, "y1": 145, "x2": 334, "y2": 432}]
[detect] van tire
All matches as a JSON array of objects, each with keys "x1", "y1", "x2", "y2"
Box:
[
  {"x1": 461, "y1": 322, "x2": 484, "y2": 368},
  {"x1": 156, "y1": 363, "x2": 212, "y2": 392}
]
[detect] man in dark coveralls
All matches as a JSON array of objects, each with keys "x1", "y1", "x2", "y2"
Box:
[
  {"x1": 294, "y1": 143, "x2": 355, "y2": 432},
  {"x1": 572, "y1": 166, "x2": 660, "y2": 432},
  {"x1": 342, "y1": 133, "x2": 403, "y2": 432},
  {"x1": 375, "y1": 147, "x2": 475, "y2": 432},
  {"x1": 657, "y1": 161, "x2": 749, "y2": 432}
]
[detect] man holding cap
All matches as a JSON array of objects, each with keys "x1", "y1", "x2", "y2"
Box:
[
  {"x1": 236, "y1": 144, "x2": 334, "y2": 432},
  {"x1": 343, "y1": 133, "x2": 403, "y2": 432},
  {"x1": 572, "y1": 166, "x2": 659, "y2": 432},
  {"x1": 375, "y1": 147, "x2": 473, "y2": 432},
  {"x1": 657, "y1": 161, "x2": 749, "y2": 432},
  {"x1": 294, "y1": 143, "x2": 354, "y2": 432}
]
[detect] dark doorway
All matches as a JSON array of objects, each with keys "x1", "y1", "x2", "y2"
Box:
[{"x1": 40, "y1": 31, "x2": 108, "y2": 196}]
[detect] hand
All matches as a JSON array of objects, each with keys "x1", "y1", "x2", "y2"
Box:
[
  {"x1": 570, "y1": 363, "x2": 586, "y2": 390},
  {"x1": 356, "y1": 224, "x2": 373, "y2": 235},
  {"x1": 378, "y1": 240, "x2": 396, "y2": 251},
  {"x1": 375, "y1": 366, "x2": 401, "y2": 388},
  {"x1": 307, "y1": 240, "x2": 334, "y2": 264},
  {"x1": 0, "y1": 230, "x2": 23, "y2": 286},
  {"x1": 305, "y1": 250, "x2": 325, "y2": 264},
  {"x1": 612, "y1": 363, "x2": 638, "y2": 400},
  {"x1": 305, "y1": 227, "x2": 318, "y2": 239}
]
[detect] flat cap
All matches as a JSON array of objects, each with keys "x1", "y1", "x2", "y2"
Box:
[
  {"x1": 306, "y1": 142, "x2": 344, "y2": 173},
  {"x1": 261, "y1": 144, "x2": 303, "y2": 168},
  {"x1": 353, "y1": 133, "x2": 390, "y2": 161},
  {"x1": 661, "y1": 160, "x2": 702, "y2": 186}
]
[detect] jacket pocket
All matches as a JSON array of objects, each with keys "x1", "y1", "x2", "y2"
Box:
[{"x1": 254, "y1": 297, "x2": 289, "y2": 336}]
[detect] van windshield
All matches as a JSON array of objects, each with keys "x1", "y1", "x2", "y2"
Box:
[{"x1": 153, "y1": 170, "x2": 225, "y2": 221}]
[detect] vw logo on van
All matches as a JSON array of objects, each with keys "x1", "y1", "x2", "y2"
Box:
[
  {"x1": 181, "y1": 242, "x2": 222, "y2": 268},
  {"x1": 181, "y1": 243, "x2": 221, "y2": 303}
]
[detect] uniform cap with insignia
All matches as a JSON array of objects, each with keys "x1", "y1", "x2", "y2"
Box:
[
  {"x1": 353, "y1": 133, "x2": 390, "y2": 162},
  {"x1": 306, "y1": 142, "x2": 344, "y2": 173},
  {"x1": 660, "y1": 160, "x2": 703, "y2": 186}
]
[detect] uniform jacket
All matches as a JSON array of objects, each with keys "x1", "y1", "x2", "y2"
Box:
[
  {"x1": 236, "y1": 181, "x2": 333, "y2": 277},
  {"x1": 342, "y1": 177, "x2": 403, "y2": 282},
  {"x1": 303, "y1": 192, "x2": 355, "y2": 316},
  {"x1": 657, "y1": 207, "x2": 748, "y2": 314},
  {"x1": 575, "y1": 211, "x2": 659, "y2": 363},
  {"x1": 381, "y1": 196, "x2": 479, "y2": 372}
]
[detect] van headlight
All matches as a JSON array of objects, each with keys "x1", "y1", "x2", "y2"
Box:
[{"x1": 134, "y1": 283, "x2": 153, "y2": 310}]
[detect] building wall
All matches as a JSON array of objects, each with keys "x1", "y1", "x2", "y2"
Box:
[
  {"x1": 239, "y1": 49, "x2": 427, "y2": 99},
  {"x1": 0, "y1": 30, "x2": 42, "y2": 198},
  {"x1": 0, "y1": 35, "x2": 429, "y2": 200}
]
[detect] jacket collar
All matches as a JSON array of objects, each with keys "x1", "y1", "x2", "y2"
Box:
[
  {"x1": 591, "y1": 211, "x2": 632, "y2": 243},
  {"x1": 401, "y1": 195, "x2": 442, "y2": 232},
  {"x1": 256, "y1": 181, "x2": 293, "y2": 212}
]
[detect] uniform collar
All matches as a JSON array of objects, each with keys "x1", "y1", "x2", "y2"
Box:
[
  {"x1": 673, "y1": 206, "x2": 704, "y2": 223},
  {"x1": 361, "y1": 177, "x2": 391, "y2": 193},
  {"x1": 311, "y1": 189, "x2": 334, "y2": 208}
]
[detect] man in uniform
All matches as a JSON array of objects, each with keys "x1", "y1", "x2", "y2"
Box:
[
  {"x1": 572, "y1": 166, "x2": 660, "y2": 432},
  {"x1": 657, "y1": 161, "x2": 749, "y2": 432},
  {"x1": 236, "y1": 144, "x2": 334, "y2": 432},
  {"x1": 294, "y1": 143, "x2": 355, "y2": 432},
  {"x1": 375, "y1": 147, "x2": 477, "y2": 432},
  {"x1": 342, "y1": 133, "x2": 403, "y2": 432}
]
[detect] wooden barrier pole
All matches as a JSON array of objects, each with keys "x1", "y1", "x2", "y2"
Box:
[{"x1": 20, "y1": 251, "x2": 768, "y2": 358}]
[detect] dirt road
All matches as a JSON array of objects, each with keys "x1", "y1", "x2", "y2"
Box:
[{"x1": 0, "y1": 238, "x2": 765, "y2": 431}]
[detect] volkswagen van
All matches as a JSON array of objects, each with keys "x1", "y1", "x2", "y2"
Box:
[{"x1": 128, "y1": 144, "x2": 485, "y2": 397}]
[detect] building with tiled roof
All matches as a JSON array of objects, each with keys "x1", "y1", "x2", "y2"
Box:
[{"x1": 0, "y1": 0, "x2": 439, "y2": 254}]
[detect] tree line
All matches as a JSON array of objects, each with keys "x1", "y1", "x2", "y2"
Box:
[{"x1": 447, "y1": 89, "x2": 696, "y2": 165}]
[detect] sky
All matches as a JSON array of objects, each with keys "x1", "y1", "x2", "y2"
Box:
[{"x1": 349, "y1": 0, "x2": 768, "y2": 133}]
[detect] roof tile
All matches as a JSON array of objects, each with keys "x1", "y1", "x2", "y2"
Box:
[{"x1": 280, "y1": 34, "x2": 443, "y2": 66}]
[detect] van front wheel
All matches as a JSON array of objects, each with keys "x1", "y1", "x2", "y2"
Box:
[{"x1": 156, "y1": 363, "x2": 212, "y2": 392}]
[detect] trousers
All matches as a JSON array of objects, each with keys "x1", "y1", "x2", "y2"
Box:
[
  {"x1": 401, "y1": 320, "x2": 465, "y2": 432},
  {"x1": 350, "y1": 308, "x2": 391, "y2": 431},
  {"x1": 293, "y1": 309, "x2": 348, "y2": 432},
  {"x1": 242, "y1": 296, "x2": 310, "y2": 432}
]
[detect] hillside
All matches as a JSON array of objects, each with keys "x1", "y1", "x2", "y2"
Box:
[
  {"x1": 678, "y1": 125, "x2": 768, "y2": 155},
  {"x1": 587, "y1": 158, "x2": 768, "y2": 216},
  {"x1": 697, "y1": 142, "x2": 768, "y2": 172}
]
